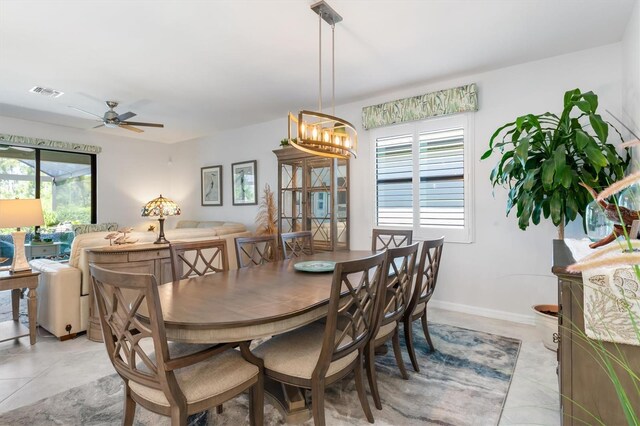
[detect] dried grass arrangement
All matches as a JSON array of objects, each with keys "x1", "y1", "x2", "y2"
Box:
[{"x1": 255, "y1": 184, "x2": 277, "y2": 236}]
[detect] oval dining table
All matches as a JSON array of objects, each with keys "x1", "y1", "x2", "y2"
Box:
[{"x1": 137, "y1": 249, "x2": 377, "y2": 422}]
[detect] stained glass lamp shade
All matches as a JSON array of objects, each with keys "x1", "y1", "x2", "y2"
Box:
[{"x1": 141, "y1": 194, "x2": 181, "y2": 244}]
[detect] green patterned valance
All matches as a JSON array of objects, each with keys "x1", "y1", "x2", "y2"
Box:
[
  {"x1": 0, "y1": 133, "x2": 102, "y2": 154},
  {"x1": 362, "y1": 83, "x2": 478, "y2": 130}
]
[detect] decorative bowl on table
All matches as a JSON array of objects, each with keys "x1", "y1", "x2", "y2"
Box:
[{"x1": 293, "y1": 260, "x2": 336, "y2": 273}]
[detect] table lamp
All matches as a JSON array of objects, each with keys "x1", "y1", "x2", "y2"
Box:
[
  {"x1": 141, "y1": 194, "x2": 181, "y2": 244},
  {"x1": 0, "y1": 199, "x2": 44, "y2": 273}
]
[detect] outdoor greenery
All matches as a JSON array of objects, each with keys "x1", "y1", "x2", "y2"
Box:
[
  {"x1": 0, "y1": 157, "x2": 91, "y2": 231},
  {"x1": 482, "y1": 89, "x2": 630, "y2": 232}
]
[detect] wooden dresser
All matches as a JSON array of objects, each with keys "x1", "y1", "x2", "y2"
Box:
[
  {"x1": 552, "y1": 240, "x2": 640, "y2": 424},
  {"x1": 86, "y1": 243, "x2": 172, "y2": 342}
]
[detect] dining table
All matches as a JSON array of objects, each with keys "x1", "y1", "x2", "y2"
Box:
[{"x1": 137, "y1": 249, "x2": 378, "y2": 422}]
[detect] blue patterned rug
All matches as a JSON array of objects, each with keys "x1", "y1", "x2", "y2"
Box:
[{"x1": 0, "y1": 323, "x2": 520, "y2": 425}]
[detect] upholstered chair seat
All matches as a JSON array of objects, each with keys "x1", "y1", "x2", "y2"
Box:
[
  {"x1": 130, "y1": 344, "x2": 259, "y2": 407},
  {"x1": 374, "y1": 321, "x2": 397, "y2": 341},
  {"x1": 253, "y1": 323, "x2": 356, "y2": 380},
  {"x1": 413, "y1": 302, "x2": 426, "y2": 315}
]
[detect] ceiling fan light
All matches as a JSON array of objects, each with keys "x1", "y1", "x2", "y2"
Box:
[{"x1": 104, "y1": 122, "x2": 118, "y2": 128}]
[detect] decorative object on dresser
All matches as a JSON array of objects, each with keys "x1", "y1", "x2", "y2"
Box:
[
  {"x1": 255, "y1": 184, "x2": 277, "y2": 235},
  {"x1": 366, "y1": 243, "x2": 419, "y2": 410},
  {"x1": 141, "y1": 194, "x2": 181, "y2": 244},
  {"x1": 274, "y1": 146, "x2": 349, "y2": 251},
  {"x1": 404, "y1": 237, "x2": 444, "y2": 371},
  {"x1": 286, "y1": 0, "x2": 357, "y2": 160},
  {"x1": 231, "y1": 160, "x2": 257, "y2": 205},
  {"x1": 201, "y1": 165, "x2": 223, "y2": 206},
  {"x1": 89, "y1": 265, "x2": 263, "y2": 425},
  {"x1": 371, "y1": 229, "x2": 413, "y2": 251},
  {"x1": 0, "y1": 270, "x2": 39, "y2": 345},
  {"x1": 104, "y1": 228, "x2": 138, "y2": 246},
  {"x1": 0, "y1": 198, "x2": 44, "y2": 273}
]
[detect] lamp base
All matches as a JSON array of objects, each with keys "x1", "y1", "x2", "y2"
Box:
[
  {"x1": 10, "y1": 231, "x2": 31, "y2": 273},
  {"x1": 154, "y1": 217, "x2": 169, "y2": 244}
]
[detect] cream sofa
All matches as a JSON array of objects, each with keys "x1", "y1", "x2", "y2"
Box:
[{"x1": 30, "y1": 221, "x2": 249, "y2": 339}]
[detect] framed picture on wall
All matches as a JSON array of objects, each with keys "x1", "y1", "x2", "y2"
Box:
[
  {"x1": 201, "y1": 165, "x2": 223, "y2": 206},
  {"x1": 231, "y1": 160, "x2": 257, "y2": 205}
]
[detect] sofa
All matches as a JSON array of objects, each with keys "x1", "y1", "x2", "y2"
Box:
[{"x1": 30, "y1": 221, "x2": 250, "y2": 339}]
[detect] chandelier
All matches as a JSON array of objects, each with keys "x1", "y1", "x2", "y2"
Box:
[{"x1": 288, "y1": 1, "x2": 357, "y2": 159}]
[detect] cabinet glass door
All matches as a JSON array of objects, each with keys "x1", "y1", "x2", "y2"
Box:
[
  {"x1": 280, "y1": 161, "x2": 303, "y2": 233},
  {"x1": 336, "y1": 159, "x2": 348, "y2": 250},
  {"x1": 306, "y1": 158, "x2": 332, "y2": 250}
]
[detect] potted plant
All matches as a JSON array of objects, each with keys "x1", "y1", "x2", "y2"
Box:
[
  {"x1": 482, "y1": 88, "x2": 629, "y2": 239},
  {"x1": 482, "y1": 88, "x2": 630, "y2": 350}
]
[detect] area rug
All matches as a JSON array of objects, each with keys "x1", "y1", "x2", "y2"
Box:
[{"x1": 0, "y1": 323, "x2": 520, "y2": 426}]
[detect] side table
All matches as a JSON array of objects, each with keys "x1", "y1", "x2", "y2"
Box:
[
  {"x1": 0, "y1": 270, "x2": 39, "y2": 345},
  {"x1": 25, "y1": 242, "x2": 62, "y2": 260}
]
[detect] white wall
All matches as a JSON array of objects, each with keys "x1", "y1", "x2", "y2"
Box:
[
  {"x1": 0, "y1": 116, "x2": 173, "y2": 230},
  {"x1": 170, "y1": 43, "x2": 623, "y2": 323},
  {"x1": 623, "y1": 0, "x2": 640, "y2": 167}
]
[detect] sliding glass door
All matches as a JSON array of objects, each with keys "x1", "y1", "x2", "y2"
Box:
[{"x1": 0, "y1": 144, "x2": 96, "y2": 264}]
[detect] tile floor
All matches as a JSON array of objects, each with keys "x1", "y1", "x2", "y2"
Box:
[{"x1": 0, "y1": 308, "x2": 560, "y2": 425}]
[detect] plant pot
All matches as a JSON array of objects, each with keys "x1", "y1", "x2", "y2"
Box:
[{"x1": 532, "y1": 304, "x2": 559, "y2": 351}]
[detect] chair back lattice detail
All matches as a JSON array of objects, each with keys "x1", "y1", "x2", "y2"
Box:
[
  {"x1": 313, "y1": 251, "x2": 387, "y2": 378},
  {"x1": 412, "y1": 237, "x2": 444, "y2": 308},
  {"x1": 380, "y1": 243, "x2": 419, "y2": 327},
  {"x1": 90, "y1": 265, "x2": 174, "y2": 395},
  {"x1": 170, "y1": 239, "x2": 229, "y2": 281},
  {"x1": 235, "y1": 235, "x2": 278, "y2": 268},
  {"x1": 281, "y1": 231, "x2": 314, "y2": 259},
  {"x1": 371, "y1": 229, "x2": 413, "y2": 251}
]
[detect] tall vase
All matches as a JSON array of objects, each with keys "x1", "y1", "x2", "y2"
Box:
[{"x1": 585, "y1": 199, "x2": 613, "y2": 242}]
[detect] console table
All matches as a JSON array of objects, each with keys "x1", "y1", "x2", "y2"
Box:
[
  {"x1": 86, "y1": 243, "x2": 172, "y2": 342},
  {"x1": 552, "y1": 240, "x2": 640, "y2": 425},
  {"x1": 0, "y1": 270, "x2": 39, "y2": 345}
]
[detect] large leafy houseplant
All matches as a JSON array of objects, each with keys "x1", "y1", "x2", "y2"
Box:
[{"x1": 482, "y1": 89, "x2": 630, "y2": 237}]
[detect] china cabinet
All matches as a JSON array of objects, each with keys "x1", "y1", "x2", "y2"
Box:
[{"x1": 273, "y1": 147, "x2": 349, "y2": 251}]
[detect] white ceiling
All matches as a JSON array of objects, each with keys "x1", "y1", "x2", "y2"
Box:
[{"x1": 0, "y1": 0, "x2": 635, "y2": 143}]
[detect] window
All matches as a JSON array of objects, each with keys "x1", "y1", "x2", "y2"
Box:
[{"x1": 373, "y1": 114, "x2": 473, "y2": 243}]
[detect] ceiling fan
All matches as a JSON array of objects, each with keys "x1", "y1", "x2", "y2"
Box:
[{"x1": 69, "y1": 100, "x2": 164, "y2": 133}]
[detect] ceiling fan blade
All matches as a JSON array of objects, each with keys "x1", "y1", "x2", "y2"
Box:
[
  {"x1": 93, "y1": 124, "x2": 105, "y2": 129},
  {"x1": 69, "y1": 106, "x2": 103, "y2": 119},
  {"x1": 117, "y1": 111, "x2": 136, "y2": 121},
  {"x1": 121, "y1": 121, "x2": 164, "y2": 128},
  {"x1": 119, "y1": 124, "x2": 144, "y2": 133}
]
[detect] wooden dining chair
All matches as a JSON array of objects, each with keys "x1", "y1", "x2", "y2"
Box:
[
  {"x1": 280, "y1": 230, "x2": 314, "y2": 259},
  {"x1": 252, "y1": 251, "x2": 388, "y2": 426},
  {"x1": 89, "y1": 265, "x2": 263, "y2": 426},
  {"x1": 169, "y1": 239, "x2": 229, "y2": 282},
  {"x1": 234, "y1": 235, "x2": 278, "y2": 268},
  {"x1": 403, "y1": 237, "x2": 444, "y2": 372},
  {"x1": 371, "y1": 229, "x2": 413, "y2": 251},
  {"x1": 365, "y1": 242, "x2": 419, "y2": 410}
]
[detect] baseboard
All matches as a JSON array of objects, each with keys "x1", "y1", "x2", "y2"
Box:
[{"x1": 429, "y1": 299, "x2": 536, "y2": 325}]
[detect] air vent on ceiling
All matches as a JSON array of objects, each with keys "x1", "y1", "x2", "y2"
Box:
[{"x1": 29, "y1": 86, "x2": 64, "y2": 98}]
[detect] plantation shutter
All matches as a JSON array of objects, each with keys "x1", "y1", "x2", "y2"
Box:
[
  {"x1": 375, "y1": 134, "x2": 413, "y2": 227},
  {"x1": 419, "y1": 128, "x2": 465, "y2": 228}
]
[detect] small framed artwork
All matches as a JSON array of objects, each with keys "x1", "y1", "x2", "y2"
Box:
[
  {"x1": 201, "y1": 165, "x2": 223, "y2": 206},
  {"x1": 231, "y1": 160, "x2": 257, "y2": 205}
]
